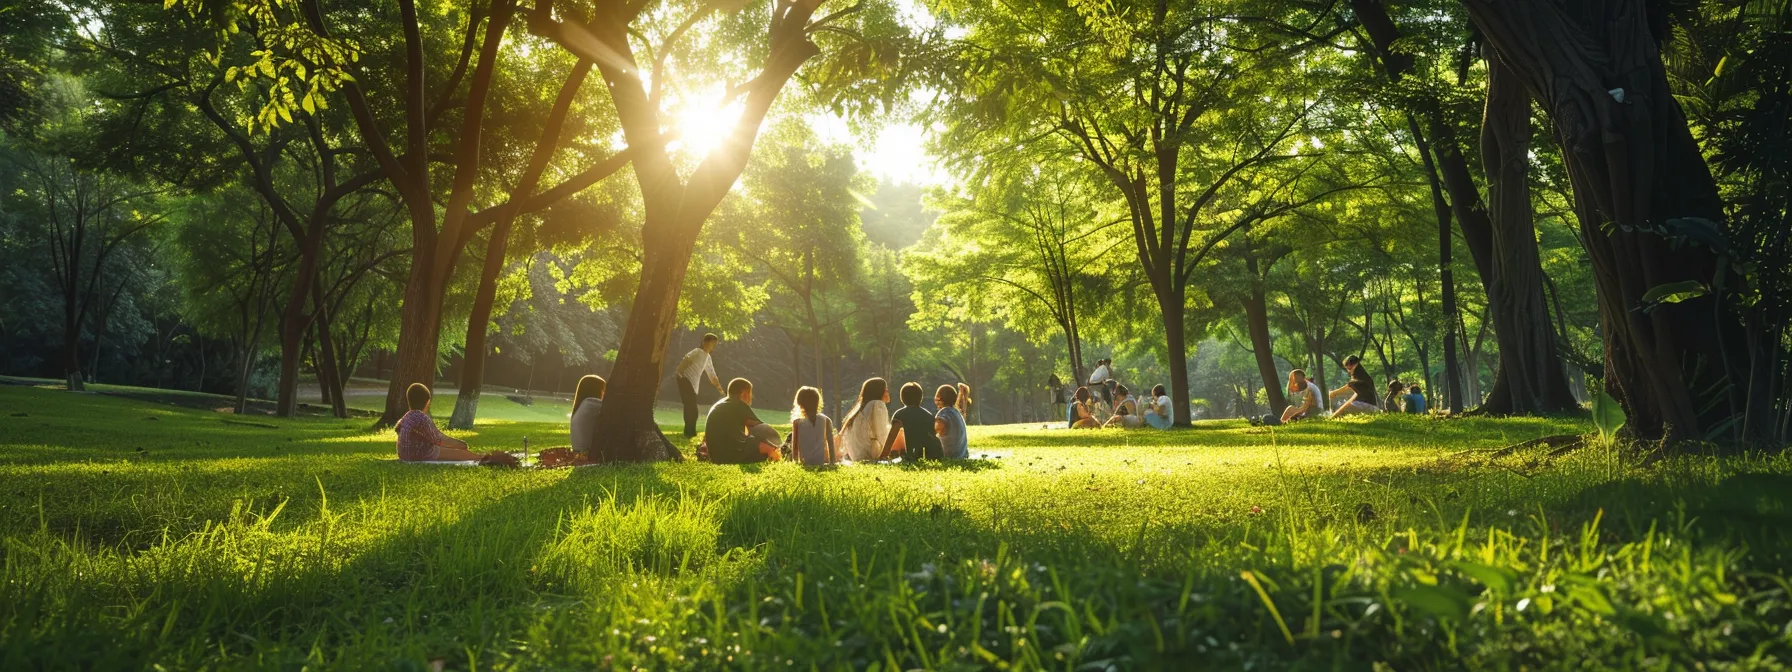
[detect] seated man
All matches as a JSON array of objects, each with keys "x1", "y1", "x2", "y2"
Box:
[
  {"x1": 704, "y1": 378, "x2": 782, "y2": 464},
  {"x1": 396, "y1": 383, "x2": 499, "y2": 462}
]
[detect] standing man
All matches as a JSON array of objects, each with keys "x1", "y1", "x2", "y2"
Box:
[
  {"x1": 1088, "y1": 358, "x2": 1114, "y2": 405},
  {"x1": 675, "y1": 333, "x2": 725, "y2": 439}
]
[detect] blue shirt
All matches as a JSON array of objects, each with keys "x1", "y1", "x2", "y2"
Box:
[
  {"x1": 937, "y1": 407, "x2": 968, "y2": 459},
  {"x1": 1404, "y1": 392, "x2": 1427, "y2": 413}
]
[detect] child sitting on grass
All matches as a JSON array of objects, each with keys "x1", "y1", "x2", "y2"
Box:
[
  {"x1": 396, "y1": 383, "x2": 507, "y2": 463},
  {"x1": 789, "y1": 386, "x2": 837, "y2": 465},
  {"x1": 880, "y1": 382, "x2": 943, "y2": 461},
  {"x1": 935, "y1": 384, "x2": 968, "y2": 459}
]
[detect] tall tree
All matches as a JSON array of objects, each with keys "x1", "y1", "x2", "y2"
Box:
[
  {"x1": 929, "y1": 0, "x2": 1340, "y2": 426},
  {"x1": 1461, "y1": 0, "x2": 1746, "y2": 440},
  {"x1": 3, "y1": 149, "x2": 163, "y2": 392},
  {"x1": 532, "y1": 0, "x2": 866, "y2": 459},
  {"x1": 1348, "y1": 0, "x2": 1577, "y2": 414},
  {"x1": 717, "y1": 120, "x2": 869, "y2": 393},
  {"x1": 920, "y1": 163, "x2": 1126, "y2": 387}
]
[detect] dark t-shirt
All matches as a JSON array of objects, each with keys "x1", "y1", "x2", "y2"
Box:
[
  {"x1": 704, "y1": 397, "x2": 760, "y2": 447},
  {"x1": 1346, "y1": 371, "x2": 1379, "y2": 407},
  {"x1": 891, "y1": 404, "x2": 942, "y2": 460}
]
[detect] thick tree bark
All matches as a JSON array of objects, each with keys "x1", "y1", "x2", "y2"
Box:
[
  {"x1": 1158, "y1": 289, "x2": 1192, "y2": 426},
  {"x1": 1352, "y1": 0, "x2": 1574, "y2": 414},
  {"x1": 1408, "y1": 117, "x2": 1467, "y2": 413},
  {"x1": 1243, "y1": 248, "x2": 1288, "y2": 414},
  {"x1": 274, "y1": 222, "x2": 326, "y2": 417},
  {"x1": 1477, "y1": 51, "x2": 1580, "y2": 414},
  {"x1": 1463, "y1": 0, "x2": 1738, "y2": 441}
]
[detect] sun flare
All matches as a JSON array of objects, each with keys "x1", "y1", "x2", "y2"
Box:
[{"x1": 669, "y1": 88, "x2": 745, "y2": 159}]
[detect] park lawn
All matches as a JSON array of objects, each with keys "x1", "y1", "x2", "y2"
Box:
[
  {"x1": 0, "y1": 374, "x2": 758, "y2": 432},
  {"x1": 1, "y1": 386, "x2": 1789, "y2": 669}
]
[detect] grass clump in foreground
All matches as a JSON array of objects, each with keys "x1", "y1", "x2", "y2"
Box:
[{"x1": 2, "y1": 385, "x2": 1790, "y2": 669}]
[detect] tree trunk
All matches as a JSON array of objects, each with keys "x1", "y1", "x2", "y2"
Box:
[
  {"x1": 1244, "y1": 279, "x2": 1288, "y2": 414},
  {"x1": 1409, "y1": 116, "x2": 1467, "y2": 414},
  {"x1": 1159, "y1": 288, "x2": 1192, "y2": 426},
  {"x1": 1474, "y1": 51, "x2": 1582, "y2": 415},
  {"x1": 590, "y1": 208, "x2": 703, "y2": 461},
  {"x1": 448, "y1": 224, "x2": 509, "y2": 430},
  {"x1": 275, "y1": 225, "x2": 326, "y2": 417},
  {"x1": 379, "y1": 230, "x2": 446, "y2": 424},
  {"x1": 1464, "y1": 0, "x2": 1738, "y2": 441},
  {"x1": 313, "y1": 285, "x2": 349, "y2": 418},
  {"x1": 1354, "y1": 0, "x2": 1574, "y2": 415}
]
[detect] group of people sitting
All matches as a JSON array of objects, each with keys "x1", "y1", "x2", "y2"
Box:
[
  {"x1": 1055, "y1": 358, "x2": 1176, "y2": 430},
  {"x1": 1257, "y1": 354, "x2": 1429, "y2": 425},
  {"x1": 697, "y1": 377, "x2": 973, "y2": 466},
  {"x1": 397, "y1": 374, "x2": 977, "y2": 467}
]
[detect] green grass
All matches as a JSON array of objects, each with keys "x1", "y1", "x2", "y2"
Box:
[{"x1": 2, "y1": 385, "x2": 1790, "y2": 669}]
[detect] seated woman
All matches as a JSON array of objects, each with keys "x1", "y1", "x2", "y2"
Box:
[
  {"x1": 1382, "y1": 380, "x2": 1406, "y2": 412},
  {"x1": 1142, "y1": 384, "x2": 1173, "y2": 429},
  {"x1": 1328, "y1": 355, "x2": 1380, "y2": 418},
  {"x1": 705, "y1": 378, "x2": 783, "y2": 464},
  {"x1": 836, "y1": 378, "x2": 891, "y2": 462},
  {"x1": 1104, "y1": 384, "x2": 1143, "y2": 428},
  {"x1": 1071, "y1": 386, "x2": 1101, "y2": 429},
  {"x1": 1280, "y1": 369, "x2": 1323, "y2": 424},
  {"x1": 396, "y1": 383, "x2": 505, "y2": 462},
  {"x1": 569, "y1": 375, "x2": 604, "y2": 455}
]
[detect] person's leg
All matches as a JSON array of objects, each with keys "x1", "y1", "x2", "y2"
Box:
[
  {"x1": 749, "y1": 424, "x2": 782, "y2": 449},
  {"x1": 1331, "y1": 400, "x2": 1370, "y2": 418},
  {"x1": 711, "y1": 437, "x2": 766, "y2": 464},
  {"x1": 679, "y1": 377, "x2": 699, "y2": 438},
  {"x1": 433, "y1": 445, "x2": 498, "y2": 461}
]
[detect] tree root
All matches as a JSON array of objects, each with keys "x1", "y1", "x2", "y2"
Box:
[{"x1": 1489, "y1": 434, "x2": 1584, "y2": 459}]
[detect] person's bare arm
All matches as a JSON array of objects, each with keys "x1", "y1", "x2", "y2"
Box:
[
  {"x1": 878, "y1": 419, "x2": 902, "y2": 460},
  {"x1": 935, "y1": 417, "x2": 947, "y2": 437}
]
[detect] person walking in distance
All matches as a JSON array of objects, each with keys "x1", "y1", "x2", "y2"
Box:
[
  {"x1": 675, "y1": 333, "x2": 725, "y2": 439},
  {"x1": 1088, "y1": 358, "x2": 1114, "y2": 405}
]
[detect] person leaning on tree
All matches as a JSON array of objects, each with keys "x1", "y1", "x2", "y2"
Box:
[{"x1": 674, "y1": 333, "x2": 725, "y2": 439}]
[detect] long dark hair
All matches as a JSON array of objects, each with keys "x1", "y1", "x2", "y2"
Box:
[
  {"x1": 573, "y1": 375, "x2": 605, "y2": 413},
  {"x1": 793, "y1": 386, "x2": 821, "y2": 423},
  {"x1": 844, "y1": 377, "x2": 886, "y2": 428}
]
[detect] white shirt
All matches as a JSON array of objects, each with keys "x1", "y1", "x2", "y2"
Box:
[
  {"x1": 790, "y1": 413, "x2": 836, "y2": 465},
  {"x1": 837, "y1": 400, "x2": 890, "y2": 462},
  {"x1": 1088, "y1": 364, "x2": 1111, "y2": 385},
  {"x1": 675, "y1": 347, "x2": 718, "y2": 391},
  {"x1": 1293, "y1": 381, "x2": 1322, "y2": 415},
  {"x1": 1151, "y1": 394, "x2": 1172, "y2": 416}
]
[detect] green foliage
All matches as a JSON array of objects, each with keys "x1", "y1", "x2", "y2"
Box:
[
  {"x1": 163, "y1": 0, "x2": 359, "y2": 134},
  {"x1": 1592, "y1": 388, "x2": 1627, "y2": 440}
]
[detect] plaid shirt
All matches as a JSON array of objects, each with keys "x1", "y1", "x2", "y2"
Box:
[{"x1": 396, "y1": 410, "x2": 454, "y2": 461}]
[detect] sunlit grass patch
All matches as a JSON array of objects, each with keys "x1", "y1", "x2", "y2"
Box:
[{"x1": 2, "y1": 385, "x2": 1789, "y2": 668}]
